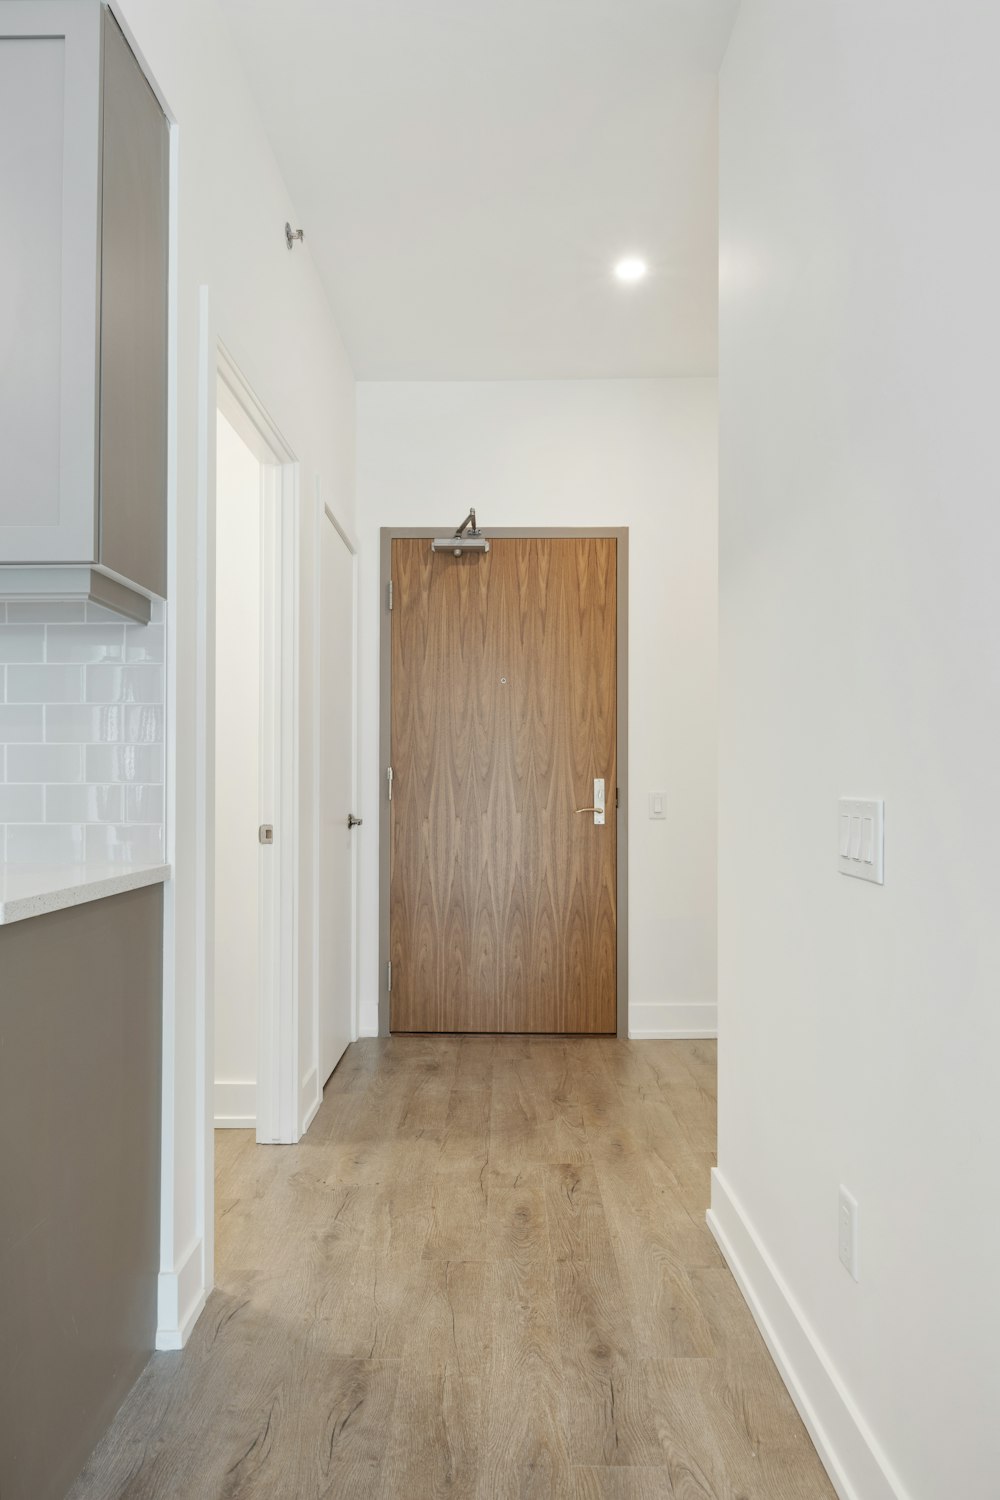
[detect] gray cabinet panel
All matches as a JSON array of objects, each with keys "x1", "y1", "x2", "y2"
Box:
[
  {"x1": 0, "y1": 2, "x2": 167, "y2": 616},
  {"x1": 99, "y1": 10, "x2": 168, "y2": 597},
  {"x1": 0, "y1": 4, "x2": 102, "y2": 562},
  {"x1": 0, "y1": 885, "x2": 162, "y2": 1500}
]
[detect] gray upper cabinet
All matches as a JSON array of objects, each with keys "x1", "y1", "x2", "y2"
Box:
[{"x1": 0, "y1": 2, "x2": 167, "y2": 620}]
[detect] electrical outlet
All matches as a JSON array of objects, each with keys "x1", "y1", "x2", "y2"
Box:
[{"x1": 839, "y1": 1186, "x2": 859, "y2": 1281}]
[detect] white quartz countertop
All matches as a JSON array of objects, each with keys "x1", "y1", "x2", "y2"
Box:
[{"x1": 0, "y1": 862, "x2": 171, "y2": 925}]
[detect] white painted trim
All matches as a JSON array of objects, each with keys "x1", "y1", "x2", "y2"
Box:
[
  {"x1": 308, "y1": 484, "x2": 323, "y2": 1131},
  {"x1": 197, "y1": 288, "x2": 215, "y2": 1341},
  {"x1": 155, "y1": 119, "x2": 183, "y2": 1352},
  {"x1": 707, "y1": 1169, "x2": 911, "y2": 1500},
  {"x1": 155, "y1": 1234, "x2": 206, "y2": 1352},
  {"x1": 216, "y1": 344, "x2": 301, "y2": 1148},
  {"x1": 628, "y1": 1000, "x2": 717, "y2": 1039},
  {"x1": 629, "y1": 1029, "x2": 718, "y2": 1040},
  {"x1": 300, "y1": 1065, "x2": 320, "y2": 1134},
  {"x1": 214, "y1": 1080, "x2": 256, "y2": 1127},
  {"x1": 346, "y1": 516, "x2": 360, "y2": 1048},
  {"x1": 309, "y1": 485, "x2": 360, "y2": 1134}
]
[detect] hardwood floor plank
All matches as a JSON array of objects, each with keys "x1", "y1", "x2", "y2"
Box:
[
  {"x1": 492, "y1": 1054, "x2": 590, "y2": 1166},
  {"x1": 644, "y1": 1357, "x2": 835, "y2": 1500},
  {"x1": 554, "y1": 1258, "x2": 664, "y2": 1466},
  {"x1": 477, "y1": 1258, "x2": 574, "y2": 1499},
  {"x1": 573, "y1": 1466, "x2": 675, "y2": 1499},
  {"x1": 66, "y1": 1039, "x2": 835, "y2": 1500},
  {"x1": 598, "y1": 1186, "x2": 716, "y2": 1360},
  {"x1": 379, "y1": 1361, "x2": 483, "y2": 1500},
  {"x1": 486, "y1": 1164, "x2": 553, "y2": 1263},
  {"x1": 540, "y1": 1161, "x2": 618, "y2": 1268}
]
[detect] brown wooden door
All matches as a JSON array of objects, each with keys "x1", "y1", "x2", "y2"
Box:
[{"x1": 389, "y1": 535, "x2": 617, "y2": 1033}]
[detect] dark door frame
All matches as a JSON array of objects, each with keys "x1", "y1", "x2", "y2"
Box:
[{"x1": 378, "y1": 526, "x2": 629, "y2": 1039}]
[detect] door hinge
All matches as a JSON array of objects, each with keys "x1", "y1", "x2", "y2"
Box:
[
  {"x1": 387, "y1": 765, "x2": 393, "y2": 801},
  {"x1": 615, "y1": 786, "x2": 620, "y2": 810},
  {"x1": 388, "y1": 579, "x2": 393, "y2": 610},
  {"x1": 387, "y1": 960, "x2": 392, "y2": 992}
]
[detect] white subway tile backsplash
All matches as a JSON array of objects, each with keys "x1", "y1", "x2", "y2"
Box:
[
  {"x1": 0, "y1": 785, "x2": 44, "y2": 821},
  {"x1": 7, "y1": 744, "x2": 84, "y2": 783},
  {"x1": 124, "y1": 705, "x2": 164, "y2": 743},
  {"x1": 87, "y1": 664, "x2": 164, "y2": 704},
  {"x1": 0, "y1": 626, "x2": 45, "y2": 663},
  {"x1": 125, "y1": 622, "x2": 164, "y2": 663},
  {"x1": 46, "y1": 784, "x2": 123, "y2": 823},
  {"x1": 45, "y1": 705, "x2": 124, "y2": 743},
  {"x1": 6, "y1": 823, "x2": 86, "y2": 863},
  {"x1": 7, "y1": 601, "x2": 86, "y2": 623},
  {"x1": 46, "y1": 623, "x2": 126, "y2": 663},
  {"x1": 125, "y1": 784, "x2": 164, "y2": 823},
  {"x1": 1, "y1": 610, "x2": 165, "y2": 865},
  {"x1": 6, "y1": 664, "x2": 85, "y2": 703},
  {"x1": 85, "y1": 743, "x2": 164, "y2": 784},
  {"x1": 85, "y1": 823, "x2": 164, "y2": 864},
  {"x1": 0, "y1": 705, "x2": 44, "y2": 742}
]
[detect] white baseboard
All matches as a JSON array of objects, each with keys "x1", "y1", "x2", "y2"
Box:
[
  {"x1": 708, "y1": 1169, "x2": 911, "y2": 1500},
  {"x1": 628, "y1": 1000, "x2": 717, "y2": 1039},
  {"x1": 300, "y1": 1065, "x2": 320, "y2": 1135},
  {"x1": 214, "y1": 1079, "x2": 256, "y2": 1128},
  {"x1": 156, "y1": 1234, "x2": 206, "y2": 1351}
]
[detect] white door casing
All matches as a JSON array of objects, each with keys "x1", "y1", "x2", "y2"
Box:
[
  {"x1": 216, "y1": 346, "x2": 300, "y2": 1147},
  {"x1": 318, "y1": 503, "x2": 357, "y2": 1085}
]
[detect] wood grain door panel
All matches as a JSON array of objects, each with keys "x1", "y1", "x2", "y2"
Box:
[{"x1": 390, "y1": 536, "x2": 617, "y2": 1033}]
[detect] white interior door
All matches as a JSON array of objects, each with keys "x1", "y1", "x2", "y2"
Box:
[{"x1": 319, "y1": 510, "x2": 356, "y2": 1084}]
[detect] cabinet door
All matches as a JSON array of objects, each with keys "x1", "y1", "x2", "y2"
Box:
[
  {"x1": 0, "y1": 3, "x2": 102, "y2": 562},
  {"x1": 98, "y1": 10, "x2": 168, "y2": 597}
]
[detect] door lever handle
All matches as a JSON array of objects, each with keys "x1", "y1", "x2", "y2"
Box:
[
  {"x1": 347, "y1": 814, "x2": 363, "y2": 829},
  {"x1": 575, "y1": 778, "x2": 606, "y2": 825}
]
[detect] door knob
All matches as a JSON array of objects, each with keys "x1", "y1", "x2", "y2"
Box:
[{"x1": 347, "y1": 814, "x2": 363, "y2": 830}]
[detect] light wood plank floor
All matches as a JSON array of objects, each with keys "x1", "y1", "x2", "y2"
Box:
[{"x1": 68, "y1": 1037, "x2": 835, "y2": 1499}]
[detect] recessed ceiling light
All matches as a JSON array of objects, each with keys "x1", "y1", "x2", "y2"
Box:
[{"x1": 613, "y1": 255, "x2": 649, "y2": 284}]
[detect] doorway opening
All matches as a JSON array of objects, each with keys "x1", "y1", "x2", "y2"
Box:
[{"x1": 212, "y1": 349, "x2": 299, "y2": 1146}]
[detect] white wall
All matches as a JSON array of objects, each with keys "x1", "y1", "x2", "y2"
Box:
[
  {"x1": 356, "y1": 378, "x2": 718, "y2": 1039},
  {"x1": 113, "y1": 0, "x2": 355, "y2": 1348},
  {"x1": 714, "y1": 6, "x2": 1000, "y2": 1499},
  {"x1": 213, "y1": 413, "x2": 260, "y2": 1127}
]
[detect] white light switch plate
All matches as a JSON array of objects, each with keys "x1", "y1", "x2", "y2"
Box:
[
  {"x1": 649, "y1": 792, "x2": 666, "y2": 820},
  {"x1": 838, "y1": 798, "x2": 884, "y2": 883}
]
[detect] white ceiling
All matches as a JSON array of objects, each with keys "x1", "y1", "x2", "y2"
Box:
[{"x1": 217, "y1": 0, "x2": 737, "y2": 379}]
